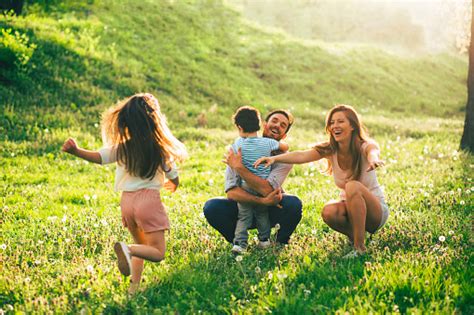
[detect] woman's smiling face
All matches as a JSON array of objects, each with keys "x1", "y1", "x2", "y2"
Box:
[{"x1": 329, "y1": 111, "x2": 354, "y2": 142}]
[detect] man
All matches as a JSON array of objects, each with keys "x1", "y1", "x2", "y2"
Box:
[{"x1": 203, "y1": 109, "x2": 302, "y2": 245}]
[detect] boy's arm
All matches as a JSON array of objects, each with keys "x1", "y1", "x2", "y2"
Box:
[{"x1": 62, "y1": 138, "x2": 102, "y2": 164}]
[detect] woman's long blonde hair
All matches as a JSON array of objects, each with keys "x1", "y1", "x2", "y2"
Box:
[
  {"x1": 314, "y1": 104, "x2": 369, "y2": 180},
  {"x1": 102, "y1": 93, "x2": 187, "y2": 179}
]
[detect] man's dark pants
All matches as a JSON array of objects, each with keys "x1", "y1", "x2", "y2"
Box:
[{"x1": 203, "y1": 195, "x2": 302, "y2": 244}]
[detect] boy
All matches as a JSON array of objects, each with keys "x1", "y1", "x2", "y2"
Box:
[{"x1": 230, "y1": 106, "x2": 288, "y2": 253}]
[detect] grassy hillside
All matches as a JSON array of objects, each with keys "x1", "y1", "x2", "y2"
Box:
[{"x1": 1, "y1": 0, "x2": 472, "y2": 314}]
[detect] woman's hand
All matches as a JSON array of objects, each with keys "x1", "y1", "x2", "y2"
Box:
[
  {"x1": 62, "y1": 138, "x2": 78, "y2": 154},
  {"x1": 366, "y1": 158, "x2": 384, "y2": 171},
  {"x1": 253, "y1": 156, "x2": 275, "y2": 168}
]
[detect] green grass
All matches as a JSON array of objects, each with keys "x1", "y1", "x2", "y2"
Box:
[{"x1": 1, "y1": 0, "x2": 473, "y2": 313}]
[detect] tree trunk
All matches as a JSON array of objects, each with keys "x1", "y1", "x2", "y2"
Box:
[
  {"x1": 461, "y1": 0, "x2": 474, "y2": 153},
  {"x1": 0, "y1": 0, "x2": 24, "y2": 15}
]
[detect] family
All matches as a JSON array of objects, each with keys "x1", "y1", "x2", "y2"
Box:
[{"x1": 62, "y1": 93, "x2": 389, "y2": 293}]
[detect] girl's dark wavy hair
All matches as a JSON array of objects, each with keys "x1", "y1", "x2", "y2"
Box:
[{"x1": 102, "y1": 93, "x2": 187, "y2": 179}]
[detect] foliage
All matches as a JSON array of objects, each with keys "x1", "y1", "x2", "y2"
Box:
[
  {"x1": 0, "y1": 0, "x2": 472, "y2": 313},
  {"x1": 0, "y1": 27, "x2": 36, "y2": 67}
]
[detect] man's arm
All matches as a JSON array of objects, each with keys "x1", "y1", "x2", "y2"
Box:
[
  {"x1": 225, "y1": 149, "x2": 275, "y2": 196},
  {"x1": 227, "y1": 186, "x2": 282, "y2": 206}
]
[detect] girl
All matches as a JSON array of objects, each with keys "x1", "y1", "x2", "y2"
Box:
[
  {"x1": 62, "y1": 93, "x2": 187, "y2": 293},
  {"x1": 255, "y1": 104, "x2": 388, "y2": 257}
]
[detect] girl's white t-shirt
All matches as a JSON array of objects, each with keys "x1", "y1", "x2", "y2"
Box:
[
  {"x1": 328, "y1": 140, "x2": 385, "y2": 201},
  {"x1": 98, "y1": 146, "x2": 178, "y2": 192}
]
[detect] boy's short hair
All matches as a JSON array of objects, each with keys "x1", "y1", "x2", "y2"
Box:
[
  {"x1": 264, "y1": 109, "x2": 294, "y2": 133},
  {"x1": 233, "y1": 106, "x2": 261, "y2": 133}
]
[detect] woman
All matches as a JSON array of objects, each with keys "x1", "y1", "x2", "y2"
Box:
[{"x1": 255, "y1": 104, "x2": 389, "y2": 257}]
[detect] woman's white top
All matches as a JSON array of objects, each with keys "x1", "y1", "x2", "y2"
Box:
[
  {"x1": 98, "y1": 146, "x2": 178, "y2": 192},
  {"x1": 328, "y1": 140, "x2": 384, "y2": 201}
]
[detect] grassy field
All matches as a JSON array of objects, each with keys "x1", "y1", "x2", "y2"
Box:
[{"x1": 1, "y1": 0, "x2": 473, "y2": 313}]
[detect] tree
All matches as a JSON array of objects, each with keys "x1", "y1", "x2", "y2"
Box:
[
  {"x1": 461, "y1": 1, "x2": 474, "y2": 153},
  {"x1": 0, "y1": 0, "x2": 24, "y2": 15}
]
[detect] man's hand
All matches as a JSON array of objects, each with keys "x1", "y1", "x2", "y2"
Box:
[
  {"x1": 62, "y1": 138, "x2": 78, "y2": 155},
  {"x1": 261, "y1": 188, "x2": 283, "y2": 207},
  {"x1": 222, "y1": 147, "x2": 243, "y2": 170}
]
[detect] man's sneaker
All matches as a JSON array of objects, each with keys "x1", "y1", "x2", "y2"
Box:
[
  {"x1": 114, "y1": 242, "x2": 132, "y2": 276},
  {"x1": 257, "y1": 240, "x2": 272, "y2": 249},
  {"x1": 231, "y1": 244, "x2": 246, "y2": 254}
]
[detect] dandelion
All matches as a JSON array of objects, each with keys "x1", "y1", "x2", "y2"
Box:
[
  {"x1": 255, "y1": 266, "x2": 261, "y2": 273},
  {"x1": 65, "y1": 238, "x2": 71, "y2": 243},
  {"x1": 86, "y1": 265, "x2": 95, "y2": 274},
  {"x1": 100, "y1": 219, "x2": 108, "y2": 226},
  {"x1": 44, "y1": 128, "x2": 49, "y2": 133},
  {"x1": 235, "y1": 255, "x2": 243, "y2": 262},
  {"x1": 61, "y1": 215, "x2": 67, "y2": 223},
  {"x1": 457, "y1": 188, "x2": 462, "y2": 193},
  {"x1": 304, "y1": 289, "x2": 311, "y2": 296},
  {"x1": 10, "y1": 152, "x2": 15, "y2": 157},
  {"x1": 34, "y1": 260, "x2": 41, "y2": 265},
  {"x1": 449, "y1": 230, "x2": 454, "y2": 235},
  {"x1": 84, "y1": 195, "x2": 91, "y2": 201},
  {"x1": 0, "y1": 244, "x2": 6, "y2": 250},
  {"x1": 268, "y1": 271, "x2": 273, "y2": 280},
  {"x1": 460, "y1": 200, "x2": 465, "y2": 205},
  {"x1": 208, "y1": 179, "x2": 214, "y2": 186},
  {"x1": 439, "y1": 236, "x2": 446, "y2": 242},
  {"x1": 94, "y1": 123, "x2": 99, "y2": 128},
  {"x1": 466, "y1": 190, "x2": 471, "y2": 195},
  {"x1": 37, "y1": 240, "x2": 44, "y2": 245},
  {"x1": 94, "y1": 223, "x2": 99, "y2": 228},
  {"x1": 92, "y1": 194, "x2": 97, "y2": 200},
  {"x1": 25, "y1": 277, "x2": 31, "y2": 283},
  {"x1": 63, "y1": 205, "x2": 68, "y2": 210}
]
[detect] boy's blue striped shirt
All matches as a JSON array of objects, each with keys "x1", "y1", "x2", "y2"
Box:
[{"x1": 232, "y1": 137, "x2": 280, "y2": 179}]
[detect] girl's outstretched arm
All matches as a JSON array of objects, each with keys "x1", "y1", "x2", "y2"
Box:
[
  {"x1": 254, "y1": 149, "x2": 322, "y2": 168},
  {"x1": 62, "y1": 138, "x2": 102, "y2": 164}
]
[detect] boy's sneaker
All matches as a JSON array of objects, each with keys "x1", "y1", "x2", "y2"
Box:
[
  {"x1": 257, "y1": 240, "x2": 272, "y2": 249},
  {"x1": 231, "y1": 244, "x2": 246, "y2": 254},
  {"x1": 342, "y1": 249, "x2": 366, "y2": 259},
  {"x1": 114, "y1": 242, "x2": 132, "y2": 276}
]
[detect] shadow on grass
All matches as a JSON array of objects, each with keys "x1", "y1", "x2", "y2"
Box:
[{"x1": 98, "y1": 240, "x2": 367, "y2": 314}]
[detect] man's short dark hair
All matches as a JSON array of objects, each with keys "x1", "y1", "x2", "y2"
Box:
[
  {"x1": 264, "y1": 109, "x2": 294, "y2": 133},
  {"x1": 233, "y1": 106, "x2": 261, "y2": 133}
]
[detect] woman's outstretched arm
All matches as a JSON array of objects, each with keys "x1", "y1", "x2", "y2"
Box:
[{"x1": 254, "y1": 149, "x2": 322, "y2": 168}]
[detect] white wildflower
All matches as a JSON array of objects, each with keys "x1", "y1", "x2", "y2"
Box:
[
  {"x1": 274, "y1": 224, "x2": 280, "y2": 231},
  {"x1": 235, "y1": 255, "x2": 243, "y2": 262},
  {"x1": 0, "y1": 244, "x2": 6, "y2": 250},
  {"x1": 84, "y1": 194, "x2": 91, "y2": 201},
  {"x1": 92, "y1": 194, "x2": 97, "y2": 200},
  {"x1": 439, "y1": 236, "x2": 446, "y2": 242},
  {"x1": 61, "y1": 215, "x2": 67, "y2": 223},
  {"x1": 255, "y1": 266, "x2": 261, "y2": 273}
]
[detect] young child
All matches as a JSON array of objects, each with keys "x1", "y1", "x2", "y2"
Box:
[
  {"x1": 230, "y1": 106, "x2": 288, "y2": 254},
  {"x1": 62, "y1": 93, "x2": 187, "y2": 293}
]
